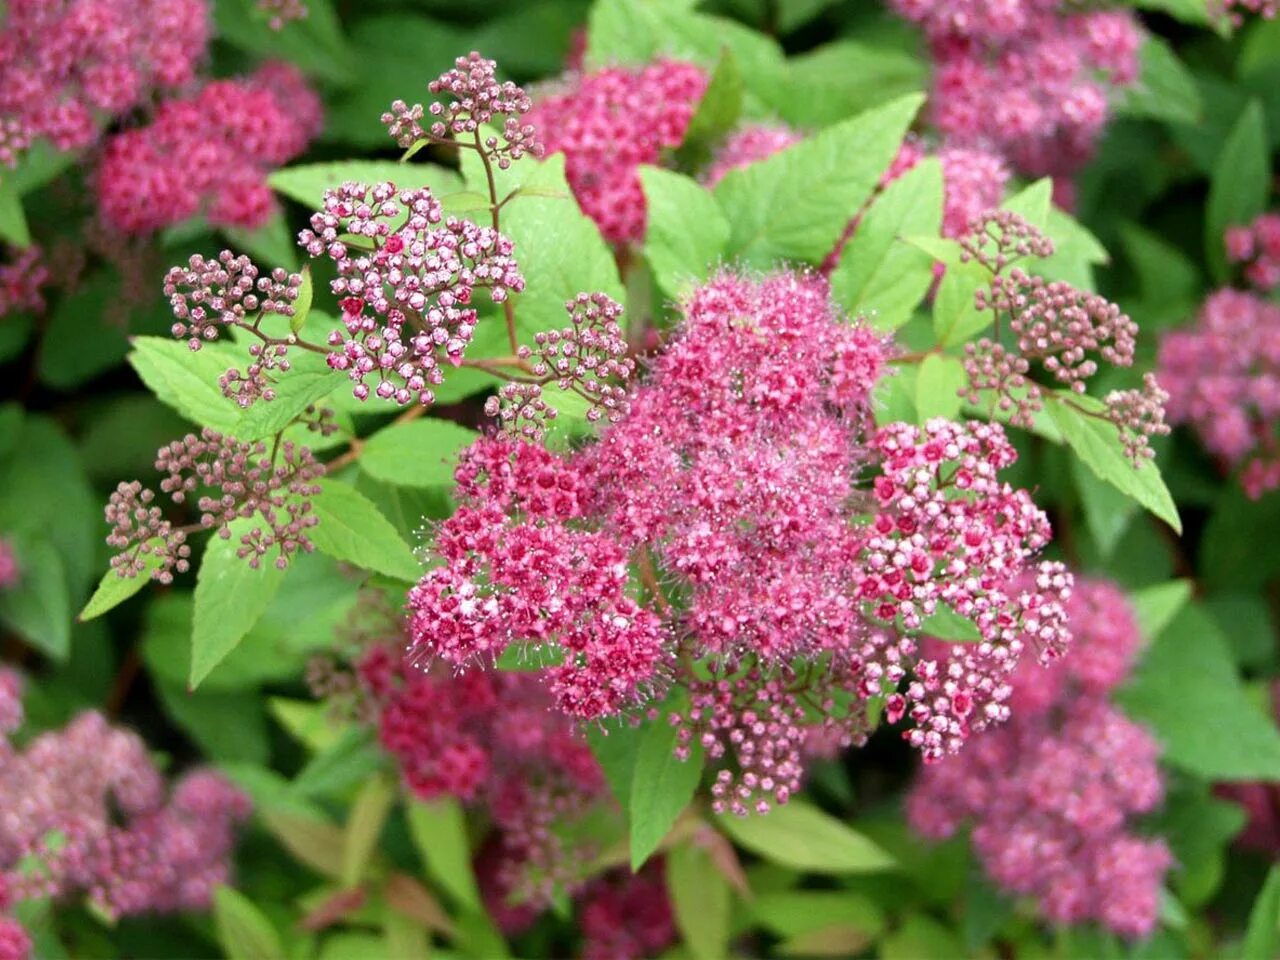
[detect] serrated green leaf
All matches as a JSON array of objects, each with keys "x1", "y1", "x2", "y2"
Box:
[
  {"x1": 79, "y1": 546, "x2": 165, "y2": 622},
  {"x1": 268, "y1": 161, "x2": 463, "y2": 211},
  {"x1": 309, "y1": 478, "x2": 422, "y2": 582},
  {"x1": 667, "y1": 842, "x2": 731, "y2": 960},
  {"x1": 640, "y1": 166, "x2": 730, "y2": 300},
  {"x1": 0, "y1": 538, "x2": 70, "y2": 660},
  {"x1": 127, "y1": 337, "x2": 242, "y2": 431},
  {"x1": 714, "y1": 94, "x2": 924, "y2": 267},
  {"x1": 1206, "y1": 100, "x2": 1268, "y2": 282},
  {"x1": 716, "y1": 801, "x2": 894, "y2": 874},
  {"x1": 359, "y1": 419, "x2": 479, "y2": 488},
  {"x1": 630, "y1": 708, "x2": 705, "y2": 870},
  {"x1": 343, "y1": 776, "x2": 396, "y2": 888},
  {"x1": 1129, "y1": 580, "x2": 1193, "y2": 646},
  {"x1": 0, "y1": 179, "x2": 30, "y2": 247},
  {"x1": 919, "y1": 602, "x2": 982, "y2": 643},
  {"x1": 830, "y1": 159, "x2": 942, "y2": 331},
  {"x1": 291, "y1": 266, "x2": 314, "y2": 334},
  {"x1": 1002, "y1": 178, "x2": 1052, "y2": 232},
  {"x1": 913, "y1": 353, "x2": 965, "y2": 424},
  {"x1": 1045, "y1": 394, "x2": 1181, "y2": 533},
  {"x1": 675, "y1": 48, "x2": 744, "y2": 169},
  {"x1": 407, "y1": 798, "x2": 482, "y2": 912},
  {"x1": 1244, "y1": 866, "x2": 1280, "y2": 960},
  {"x1": 587, "y1": 721, "x2": 645, "y2": 818},
  {"x1": 191, "y1": 518, "x2": 290, "y2": 688},
  {"x1": 213, "y1": 885, "x2": 284, "y2": 960},
  {"x1": 232, "y1": 346, "x2": 342, "y2": 442},
  {"x1": 1070, "y1": 454, "x2": 1136, "y2": 559},
  {"x1": 931, "y1": 257, "x2": 991, "y2": 347},
  {"x1": 779, "y1": 41, "x2": 926, "y2": 129}
]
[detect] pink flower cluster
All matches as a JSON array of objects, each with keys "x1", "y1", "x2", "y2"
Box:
[
  {"x1": 96, "y1": 63, "x2": 322, "y2": 234},
  {"x1": 907, "y1": 578, "x2": 1170, "y2": 938},
  {"x1": 256, "y1": 0, "x2": 307, "y2": 30},
  {"x1": 577, "y1": 864, "x2": 676, "y2": 960},
  {"x1": 300, "y1": 181, "x2": 523, "y2": 406},
  {"x1": 0, "y1": 873, "x2": 30, "y2": 960},
  {"x1": 0, "y1": 541, "x2": 17, "y2": 592},
  {"x1": 0, "y1": 246, "x2": 49, "y2": 319},
  {"x1": 0, "y1": 0, "x2": 207, "y2": 167},
  {"x1": 1158, "y1": 289, "x2": 1280, "y2": 498},
  {"x1": 0, "y1": 668, "x2": 251, "y2": 923},
  {"x1": 895, "y1": 0, "x2": 1141, "y2": 181},
  {"x1": 526, "y1": 60, "x2": 707, "y2": 245},
  {"x1": 703, "y1": 125, "x2": 804, "y2": 187},
  {"x1": 1226, "y1": 212, "x2": 1280, "y2": 293}
]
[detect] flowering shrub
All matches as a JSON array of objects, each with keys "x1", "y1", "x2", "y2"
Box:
[{"x1": 1, "y1": 2, "x2": 1279, "y2": 959}]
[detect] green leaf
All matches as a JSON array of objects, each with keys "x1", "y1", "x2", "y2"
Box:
[
  {"x1": 232, "y1": 344, "x2": 343, "y2": 443},
  {"x1": 1129, "y1": 580, "x2": 1193, "y2": 646},
  {"x1": 213, "y1": 886, "x2": 283, "y2": 960},
  {"x1": 881, "y1": 914, "x2": 964, "y2": 960},
  {"x1": 667, "y1": 842, "x2": 731, "y2": 960},
  {"x1": 270, "y1": 697, "x2": 342, "y2": 753},
  {"x1": 407, "y1": 797, "x2": 482, "y2": 912},
  {"x1": 261, "y1": 809, "x2": 345, "y2": 880},
  {"x1": 714, "y1": 94, "x2": 924, "y2": 267},
  {"x1": 586, "y1": 721, "x2": 646, "y2": 818},
  {"x1": 751, "y1": 891, "x2": 885, "y2": 940},
  {"x1": 79, "y1": 547, "x2": 166, "y2": 622},
  {"x1": 1150, "y1": 780, "x2": 1246, "y2": 907},
  {"x1": 291, "y1": 266, "x2": 314, "y2": 335},
  {"x1": 1001, "y1": 178, "x2": 1053, "y2": 231},
  {"x1": 829, "y1": 158, "x2": 942, "y2": 331},
  {"x1": 629, "y1": 707, "x2": 705, "y2": 870},
  {"x1": 1038, "y1": 207, "x2": 1110, "y2": 290},
  {"x1": 1070, "y1": 454, "x2": 1136, "y2": 559},
  {"x1": 0, "y1": 179, "x2": 31, "y2": 247},
  {"x1": 0, "y1": 537, "x2": 70, "y2": 659},
  {"x1": 222, "y1": 211, "x2": 299, "y2": 272},
  {"x1": 359, "y1": 419, "x2": 480, "y2": 488},
  {"x1": 674, "y1": 48, "x2": 745, "y2": 169},
  {"x1": 1244, "y1": 866, "x2": 1280, "y2": 960},
  {"x1": 1206, "y1": 100, "x2": 1269, "y2": 282},
  {"x1": 191, "y1": 518, "x2": 290, "y2": 688},
  {"x1": 127, "y1": 336, "x2": 242, "y2": 431},
  {"x1": 37, "y1": 272, "x2": 132, "y2": 389},
  {"x1": 1117, "y1": 605, "x2": 1280, "y2": 781},
  {"x1": 343, "y1": 776, "x2": 396, "y2": 887},
  {"x1": 640, "y1": 167, "x2": 730, "y2": 300},
  {"x1": 913, "y1": 353, "x2": 965, "y2": 424},
  {"x1": 309, "y1": 479, "x2": 422, "y2": 582},
  {"x1": 779, "y1": 41, "x2": 926, "y2": 129},
  {"x1": 1115, "y1": 37, "x2": 1203, "y2": 126},
  {"x1": 291, "y1": 728, "x2": 385, "y2": 799},
  {"x1": 213, "y1": 0, "x2": 355, "y2": 83},
  {"x1": 269, "y1": 161, "x2": 463, "y2": 211},
  {"x1": 918, "y1": 602, "x2": 982, "y2": 643},
  {"x1": 1045, "y1": 394, "x2": 1181, "y2": 533},
  {"x1": 154, "y1": 681, "x2": 270, "y2": 765},
  {"x1": 716, "y1": 801, "x2": 895, "y2": 874},
  {"x1": 931, "y1": 257, "x2": 991, "y2": 347}
]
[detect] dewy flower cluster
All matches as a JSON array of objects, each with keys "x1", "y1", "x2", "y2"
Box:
[
  {"x1": 1226, "y1": 211, "x2": 1280, "y2": 292},
  {"x1": 893, "y1": 0, "x2": 1141, "y2": 187},
  {"x1": 0, "y1": 668, "x2": 250, "y2": 933},
  {"x1": 407, "y1": 269, "x2": 1073, "y2": 813},
  {"x1": 0, "y1": 0, "x2": 207, "y2": 168},
  {"x1": 1158, "y1": 289, "x2": 1280, "y2": 498},
  {"x1": 907, "y1": 578, "x2": 1171, "y2": 938},
  {"x1": 96, "y1": 63, "x2": 322, "y2": 234},
  {"x1": 526, "y1": 60, "x2": 708, "y2": 245}
]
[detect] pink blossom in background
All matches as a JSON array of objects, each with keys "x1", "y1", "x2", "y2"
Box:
[
  {"x1": 95, "y1": 63, "x2": 322, "y2": 234},
  {"x1": 527, "y1": 60, "x2": 707, "y2": 245},
  {"x1": 0, "y1": 542, "x2": 18, "y2": 593},
  {"x1": 0, "y1": 247, "x2": 49, "y2": 319},
  {"x1": 1226, "y1": 212, "x2": 1280, "y2": 292},
  {"x1": 578, "y1": 864, "x2": 676, "y2": 960},
  {"x1": 907, "y1": 578, "x2": 1171, "y2": 938},
  {"x1": 703, "y1": 124, "x2": 805, "y2": 186},
  {"x1": 1158, "y1": 289, "x2": 1280, "y2": 498},
  {"x1": 0, "y1": 0, "x2": 208, "y2": 167}
]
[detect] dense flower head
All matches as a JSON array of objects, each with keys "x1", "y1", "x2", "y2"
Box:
[
  {"x1": 300, "y1": 180, "x2": 524, "y2": 406},
  {"x1": 0, "y1": 246, "x2": 49, "y2": 318},
  {"x1": 526, "y1": 60, "x2": 708, "y2": 244},
  {"x1": 0, "y1": 0, "x2": 208, "y2": 168},
  {"x1": 95, "y1": 63, "x2": 321, "y2": 234},
  {"x1": 1226, "y1": 212, "x2": 1280, "y2": 292},
  {"x1": 0, "y1": 685, "x2": 250, "y2": 921},
  {"x1": 105, "y1": 427, "x2": 323, "y2": 581},
  {"x1": 577, "y1": 864, "x2": 676, "y2": 960},
  {"x1": 383, "y1": 52, "x2": 542, "y2": 170},
  {"x1": 902, "y1": 0, "x2": 1142, "y2": 180},
  {"x1": 1158, "y1": 289, "x2": 1280, "y2": 498}
]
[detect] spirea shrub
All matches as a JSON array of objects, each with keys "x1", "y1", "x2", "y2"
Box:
[{"x1": 2, "y1": 2, "x2": 1279, "y2": 958}]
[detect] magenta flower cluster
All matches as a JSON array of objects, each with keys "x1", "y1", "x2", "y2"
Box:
[
  {"x1": 577, "y1": 864, "x2": 676, "y2": 960},
  {"x1": 526, "y1": 60, "x2": 708, "y2": 245},
  {"x1": 908, "y1": 578, "x2": 1170, "y2": 938},
  {"x1": 895, "y1": 0, "x2": 1141, "y2": 184},
  {"x1": 300, "y1": 181, "x2": 523, "y2": 406},
  {"x1": 96, "y1": 63, "x2": 322, "y2": 234},
  {"x1": 0, "y1": 540, "x2": 16, "y2": 592},
  {"x1": 0, "y1": 246, "x2": 49, "y2": 319},
  {"x1": 1227, "y1": 212, "x2": 1280, "y2": 293},
  {"x1": 0, "y1": 0, "x2": 207, "y2": 168},
  {"x1": 0, "y1": 668, "x2": 250, "y2": 926},
  {"x1": 1158, "y1": 289, "x2": 1280, "y2": 498}
]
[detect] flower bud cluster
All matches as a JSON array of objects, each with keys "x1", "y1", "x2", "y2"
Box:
[
  {"x1": 0, "y1": 246, "x2": 49, "y2": 319},
  {"x1": 257, "y1": 0, "x2": 307, "y2": 29},
  {"x1": 0, "y1": 540, "x2": 18, "y2": 592},
  {"x1": 1226, "y1": 212, "x2": 1280, "y2": 292}
]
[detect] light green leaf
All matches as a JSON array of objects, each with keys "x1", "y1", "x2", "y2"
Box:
[
  {"x1": 931, "y1": 257, "x2": 991, "y2": 347},
  {"x1": 0, "y1": 179, "x2": 31, "y2": 248},
  {"x1": 155, "y1": 681, "x2": 269, "y2": 765},
  {"x1": 630, "y1": 707, "x2": 705, "y2": 870},
  {"x1": 586, "y1": 721, "x2": 646, "y2": 819},
  {"x1": 779, "y1": 41, "x2": 926, "y2": 129},
  {"x1": 309, "y1": 478, "x2": 422, "y2": 582},
  {"x1": 343, "y1": 776, "x2": 396, "y2": 887},
  {"x1": 1206, "y1": 100, "x2": 1268, "y2": 281},
  {"x1": 1001, "y1": 178, "x2": 1052, "y2": 231},
  {"x1": 291, "y1": 266, "x2": 314, "y2": 335},
  {"x1": 232, "y1": 343, "x2": 342, "y2": 443},
  {"x1": 359, "y1": 419, "x2": 479, "y2": 488},
  {"x1": 0, "y1": 538, "x2": 70, "y2": 660},
  {"x1": 222, "y1": 212, "x2": 298, "y2": 272},
  {"x1": 269, "y1": 161, "x2": 463, "y2": 211},
  {"x1": 127, "y1": 337, "x2": 242, "y2": 432},
  {"x1": 1244, "y1": 866, "x2": 1280, "y2": 960},
  {"x1": 752, "y1": 891, "x2": 885, "y2": 940},
  {"x1": 675, "y1": 48, "x2": 745, "y2": 168},
  {"x1": 1039, "y1": 207, "x2": 1110, "y2": 290},
  {"x1": 79, "y1": 546, "x2": 166, "y2": 622},
  {"x1": 714, "y1": 94, "x2": 924, "y2": 267},
  {"x1": 1129, "y1": 580, "x2": 1193, "y2": 646},
  {"x1": 919, "y1": 602, "x2": 982, "y2": 643},
  {"x1": 291, "y1": 727, "x2": 384, "y2": 799},
  {"x1": 1115, "y1": 37, "x2": 1203, "y2": 126},
  {"x1": 1045, "y1": 394, "x2": 1181, "y2": 533},
  {"x1": 881, "y1": 914, "x2": 964, "y2": 960},
  {"x1": 667, "y1": 842, "x2": 731, "y2": 960},
  {"x1": 212, "y1": 885, "x2": 284, "y2": 960},
  {"x1": 830, "y1": 158, "x2": 942, "y2": 331},
  {"x1": 269, "y1": 697, "x2": 342, "y2": 753},
  {"x1": 408, "y1": 797, "x2": 482, "y2": 912},
  {"x1": 716, "y1": 800, "x2": 895, "y2": 874},
  {"x1": 191, "y1": 518, "x2": 290, "y2": 688},
  {"x1": 640, "y1": 166, "x2": 730, "y2": 300},
  {"x1": 1117, "y1": 606, "x2": 1280, "y2": 781},
  {"x1": 1070, "y1": 454, "x2": 1136, "y2": 558},
  {"x1": 260, "y1": 809, "x2": 346, "y2": 880},
  {"x1": 913, "y1": 353, "x2": 965, "y2": 424}
]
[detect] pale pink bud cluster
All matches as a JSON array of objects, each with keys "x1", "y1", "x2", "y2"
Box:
[
  {"x1": 0, "y1": 540, "x2": 17, "y2": 592},
  {"x1": 0, "y1": 870, "x2": 31, "y2": 960},
  {"x1": 105, "y1": 427, "x2": 322, "y2": 580},
  {"x1": 901, "y1": 0, "x2": 1142, "y2": 181},
  {"x1": 1226, "y1": 212, "x2": 1280, "y2": 292},
  {"x1": 383, "y1": 52, "x2": 542, "y2": 170},
  {"x1": 0, "y1": 246, "x2": 49, "y2": 318},
  {"x1": 1158, "y1": 289, "x2": 1280, "y2": 498},
  {"x1": 0, "y1": 680, "x2": 250, "y2": 922},
  {"x1": 578, "y1": 864, "x2": 676, "y2": 960},
  {"x1": 300, "y1": 181, "x2": 523, "y2": 406},
  {"x1": 1217, "y1": 0, "x2": 1277, "y2": 23},
  {"x1": 526, "y1": 61, "x2": 708, "y2": 245},
  {"x1": 908, "y1": 578, "x2": 1170, "y2": 938},
  {"x1": 256, "y1": 0, "x2": 307, "y2": 30},
  {"x1": 0, "y1": 0, "x2": 207, "y2": 168},
  {"x1": 95, "y1": 63, "x2": 322, "y2": 234}
]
